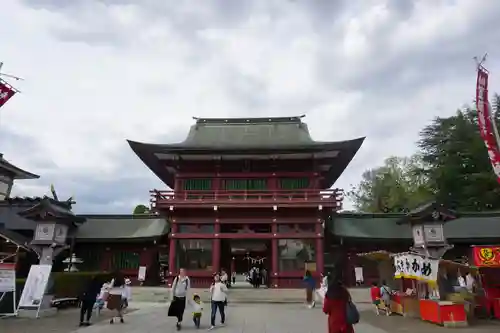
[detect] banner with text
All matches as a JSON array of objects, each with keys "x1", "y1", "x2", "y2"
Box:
[
  {"x1": 476, "y1": 66, "x2": 500, "y2": 183},
  {"x1": 0, "y1": 80, "x2": 16, "y2": 108},
  {"x1": 393, "y1": 254, "x2": 439, "y2": 282},
  {"x1": 472, "y1": 246, "x2": 500, "y2": 267}
]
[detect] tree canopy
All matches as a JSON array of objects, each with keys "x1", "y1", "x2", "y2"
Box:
[
  {"x1": 350, "y1": 94, "x2": 500, "y2": 212},
  {"x1": 133, "y1": 204, "x2": 149, "y2": 215},
  {"x1": 348, "y1": 155, "x2": 433, "y2": 213}
]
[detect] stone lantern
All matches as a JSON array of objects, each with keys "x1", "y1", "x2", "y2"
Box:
[
  {"x1": 16, "y1": 196, "x2": 85, "y2": 317},
  {"x1": 397, "y1": 201, "x2": 456, "y2": 259}
]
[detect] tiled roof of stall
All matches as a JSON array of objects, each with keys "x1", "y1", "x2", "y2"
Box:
[
  {"x1": 332, "y1": 212, "x2": 500, "y2": 240},
  {"x1": 75, "y1": 215, "x2": 169, "y2": 241}
]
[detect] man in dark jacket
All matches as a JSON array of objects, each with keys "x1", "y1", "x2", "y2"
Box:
[{"x1": 79, "y1": 276, "x2": 101, "y2": 326}]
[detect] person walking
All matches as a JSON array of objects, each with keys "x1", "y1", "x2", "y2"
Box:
[
  {"x1": 79, "y1": 275, "x2": 101, "y2": 326},
  {"x1": 370, "y1": 282, "x2": 381, "y2": 315},
  {"x1": 209, "y1": 274, "x2": 228, "y2": 330},
  {"x1": 107, "y1": 272, "x2": 126, "y2": 324},
  {"x1": 380, "y1": 280, "x2": 392, "y2": 316},
  {"x1": 303, "y1": 270, "x2": 316, "y2": 308},
  {"x1": 168, "y1": 268, "x2": 191, "y2": 331},
  {"x1": 322, "y1": 272, "x2": 354, "y2": 333},
  {"x1": 231, "y1": 271, "x2": 236, "y2": 284}
]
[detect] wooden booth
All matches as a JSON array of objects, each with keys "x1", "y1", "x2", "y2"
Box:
[
  {"x1": 471, "y1": 245, "x2": 500, "y2": 319},
  {"x1": 393, "y1": 253, "x2": 476, "y2": 327}
]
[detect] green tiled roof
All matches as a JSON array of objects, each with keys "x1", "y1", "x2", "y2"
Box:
[
  {"x1": 332, "y1": 212, "x2": 500, "y2": 240},
  {"x1": 75, "y1": 215, "x2": 169, "y2": 241},
  {"x1": 183, "y1": 117, "x2": 316, "y2": 148}
]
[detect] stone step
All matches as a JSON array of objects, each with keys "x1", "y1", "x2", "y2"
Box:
[{"x1": 130, "y1": 287, "x2": 371, "y2": 304}]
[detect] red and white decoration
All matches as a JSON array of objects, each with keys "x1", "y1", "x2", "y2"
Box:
[
  {"x1": 0, "y1": 80, "x2": 16, "y2": 108},
  {"x1": 476, "y1": 65, "x2": 500, "y2": 183}
]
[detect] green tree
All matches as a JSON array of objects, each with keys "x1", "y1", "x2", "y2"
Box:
[
  {"x1": 348, "y1": 155, "x2": 433, "y2": 213},
  {"x1": 133, "y1": 204, "x2": 149, "y2": 215},
  {"x1": 418, "y1": 96, "x2": 500, "y2": 210}
]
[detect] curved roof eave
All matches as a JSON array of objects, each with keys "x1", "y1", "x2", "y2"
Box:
[
  {"x1": 127, "y1": 137, "x2": 365, "y2": 188},
  {"x1": 0, "y1": 157, "x2": 40, "y2": 180}
]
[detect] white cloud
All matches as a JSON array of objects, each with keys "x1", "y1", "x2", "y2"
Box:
[{"x1": 1, "y1": 0, "x2": 500, "y2": 212}]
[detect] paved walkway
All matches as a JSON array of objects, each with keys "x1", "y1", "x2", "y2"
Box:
[{"x1": 64, "y1": 303, "x2": 386, "y2": 333}]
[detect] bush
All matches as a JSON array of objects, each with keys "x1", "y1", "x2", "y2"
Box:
[
  {"x1": 51, "y1": 272, "x2": 110, "y2": 298},
  {"x1": 0, "y1": 272, "x2": 111, "y2": 314}
]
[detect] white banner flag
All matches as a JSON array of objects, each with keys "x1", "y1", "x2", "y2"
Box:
[{"x1": 393, "y1": 254, "x2": 438, "y2": 282}]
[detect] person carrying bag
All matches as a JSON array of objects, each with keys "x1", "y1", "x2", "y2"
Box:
[{"x1": 168, "y1": 268, "x2": 190, "y2": 331}]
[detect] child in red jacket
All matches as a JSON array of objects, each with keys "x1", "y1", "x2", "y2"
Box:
[{"x1": 370, "y1": 282, "x2": 381, "y2": 315}]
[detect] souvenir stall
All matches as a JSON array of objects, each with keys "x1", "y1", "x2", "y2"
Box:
[
  {"x1": 471, "y1": 245, "x2": 500, "y2": 319},
  {"x1": 394, "y1": 253, "x2": 469, "y2": 327},
  {"x1": 357, "y1": 251, "x2": 419, "y2": 317}
]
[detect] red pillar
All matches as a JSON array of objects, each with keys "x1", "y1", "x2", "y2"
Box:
[
  {"x1": 315, "y1": 220, "x2": 324, "y2": 276},
  {"x1": 271, "y1": 222, "x2": 278, "y2": 287},
  {"x1": 168, "y1": 224, "x2": 178, "y2": 285},
  {"x1": 212, "y1": 222, "x2": 221, "y2": 273}
]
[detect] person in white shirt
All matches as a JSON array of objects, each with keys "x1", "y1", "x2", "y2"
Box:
[
  {"x1": 168, "y1": 268, "x2": 191, "y2": 331},
  {"x1": 122, "y1": 278, "x2": 132, "y2": 308},
  {"x1": 466, "y1": 273, "x2": 476, "y2": 292},
  {"x1": 220, "y1": 270, "x2": 229, "y2": 286},
  {"x1": 209, "y1": 274, "x2": 228, "y2": 330}
]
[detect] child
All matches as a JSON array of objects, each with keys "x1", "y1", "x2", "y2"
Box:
[
  {"x1": 191, "y1": 294, "x2": 203, "y2": 329},
  {"x1": 370, "y1": 281, "x2": 381, "y2": 315},
  {"x1": 94, "y1": 282, "x2": 110, "y2": 316}
]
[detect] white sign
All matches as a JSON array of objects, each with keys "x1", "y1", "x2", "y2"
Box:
[
  {"x1": 0, "y1": 263, "x2": 16, "y2": 292},
  {"x1": 393, "y1": 254, "x2": 438, "y2": 282},
  {"x1": 354, "y1": 267, "x2": 364, "y2": 282},
  {"x1": 18, "y1": 265, "x2": 52, "y2": 308},
  {"x1": 138, "y1": 266, "x2": 147, "y2": 281}
]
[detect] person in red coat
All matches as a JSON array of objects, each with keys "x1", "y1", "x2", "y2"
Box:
[{"x1": 322, "y1": 272, "x2": 354, "y2": 333}]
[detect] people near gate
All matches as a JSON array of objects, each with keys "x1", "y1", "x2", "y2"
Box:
[
  {"x1": 122, "y1": 278, "x2": 132, "y2": 309},
  {"x1": 220, "y1": 269, "x2": 229, "y2": 287},
  {"x1": 370, "y1": 282, "x2": 381, "y2": 315},
  {"x1": 322, "y1": 272, "x2": 354, "y2": 333},
  {"x1": 380, "y1": 280, "x2": 392, "y2": 316},
  {"x1": 231, "y1": 271, "x2": 236, "y2": 284},
  {"x1": 303, "y1": 270, "x2": 316, "y2": 308},
  {"x1": 168, "y1": 268, "x2": 191, "y2": 331},
  {"x1": 209, "y1": 274, "x2": 228, "y2": 330},
  {"x1": 261, "y1": 268, "x2": 268, "y2": 287},
  {"x1": 79, "y1": 275, "x2": 102, "y2": 326},
  {"x1": 107, "y1": 271, "x2": 126, "y2": 324}
]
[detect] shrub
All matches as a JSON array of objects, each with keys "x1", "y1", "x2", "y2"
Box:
[{"x1": 51, "y1": 271, "x2": 110, "y2": 298}]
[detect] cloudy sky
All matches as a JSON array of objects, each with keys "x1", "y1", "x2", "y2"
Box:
[{"x1": 1, "y1": 0, "x2": 500, "y2": 213}]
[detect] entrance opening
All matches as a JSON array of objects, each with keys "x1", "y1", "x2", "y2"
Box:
[{"x1": 220, "y1": 238, "x2": 271, "y2": 287}]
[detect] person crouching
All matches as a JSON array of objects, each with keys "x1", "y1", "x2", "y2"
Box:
[{"x1": 191, "y1": 294, "x2": 203, "y2": 329}]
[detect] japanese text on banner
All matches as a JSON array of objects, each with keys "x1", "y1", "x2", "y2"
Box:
[
  {"x1": 476, "y1": 66, "x2": 500, "y2": 183},
  {"x1": 393, "y1": 254, "x2": 438, "y2": 282}
]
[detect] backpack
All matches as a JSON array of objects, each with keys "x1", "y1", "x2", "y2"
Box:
[{"x1": 172, "y1": 276, "x2": 189, "y2": 292}]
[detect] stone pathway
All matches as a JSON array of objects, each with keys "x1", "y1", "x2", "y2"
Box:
[
  {"x1": 65, "y1": 303, "x2": 385, "y2": 333},
  {"x1": 3, "y1": 302, "x2": 500, "y2": 333}
]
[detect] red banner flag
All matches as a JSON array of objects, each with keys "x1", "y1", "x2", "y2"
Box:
[
  {"x1": 472, "y1": 246, "x2": 500, "y2": 267},
  {"x1": 0, "y1": 80, "x2": 16, "y2": 108},
  {"x1": 476, "y1": 66, "x2": 500, "y2": 183}
]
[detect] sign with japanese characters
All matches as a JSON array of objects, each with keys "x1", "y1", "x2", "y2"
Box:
[
  {"x1": 472, "y1": 246, "x2": 500, "y2": 267},
  {"x1": 393, "y1": 254, "x2": 438, "y2": 282}
]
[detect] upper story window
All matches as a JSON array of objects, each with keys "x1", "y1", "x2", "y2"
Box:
[
  {"x1": 278, "y1": 178, "x2": 310, "y2": 190},
  {"x1": 183, "y1": 179, "x2": 212, "y2": 191}
]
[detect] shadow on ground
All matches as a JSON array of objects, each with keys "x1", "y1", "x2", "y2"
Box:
[{"x1": 0, "y1": 308, "x2": 137, "y2": 333}]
